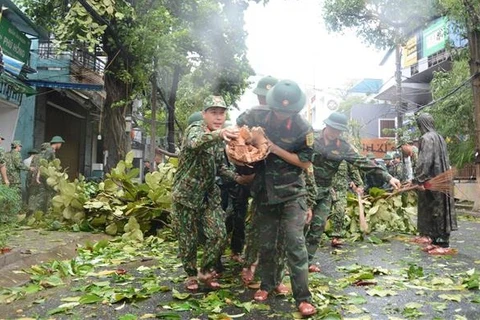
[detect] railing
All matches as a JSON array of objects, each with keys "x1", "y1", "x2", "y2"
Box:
[
  {"x1": 36, "y1": 41, "x2": 106, "y2": 75},
  {"x1": 455, "y1": 163, "x2": 476, "y2": 180}
]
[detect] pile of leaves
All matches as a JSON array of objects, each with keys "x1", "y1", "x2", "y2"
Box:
[
  {"x1": 329, "y1": 187, "x2": 418, "y2": 241},
  {"x1": 27, "y1": 152, "x2": 177, "y2": 237},
  {"x1": 0, "y1": 184, "x2": 21, "y2": 223}
]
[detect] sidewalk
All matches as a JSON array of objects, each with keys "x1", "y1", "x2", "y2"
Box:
[{"x1": 0, "y1": 228, "x2": 109, "y2": 287}]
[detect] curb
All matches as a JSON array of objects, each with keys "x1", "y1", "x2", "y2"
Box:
[{"x1": 0, "y1": 232, "x2": 110, "y2": 288}]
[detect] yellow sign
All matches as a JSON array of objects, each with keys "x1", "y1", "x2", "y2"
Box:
[{"x1": 402, "y1": 36, "x2": 418, "y2": 68}]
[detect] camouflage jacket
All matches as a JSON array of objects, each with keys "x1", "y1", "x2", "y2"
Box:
[
  {"x1": 5, "y1": 150, "x2": 29, "y2": 185},
  {"x1": 312, "y1": 129, "x2": 391, "y2": 198},
  {"x1": 331, "y1": 160, "x2": 363, "y2": 198},
  {"x1": 40, "y1": 145, "x2": 56, "y2": 162},
  {"x1": 0, "y1": 146, "x2": 5, "y2": 167},
  {"x1": 172, "y1": 122, "x2": 236, "y2": 209},
  {"x1": 388, "y1": 162, "x2": 406, "y2": 182},
  {"x1": 236, "y1": 105, "x2": 314, "y2": 205}
]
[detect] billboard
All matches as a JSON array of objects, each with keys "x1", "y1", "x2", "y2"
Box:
[
  {"x1": 423, "y1": 17, "x2": 447, "y2": 57},
  {"x1": 402, "y1": 36, "x2": 418, "y2": 67},
  {"x1": 0, "y1": 13, "x2": 31, "y2": 64}
]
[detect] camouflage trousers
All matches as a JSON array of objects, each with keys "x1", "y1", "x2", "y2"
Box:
[
  {"x1": 243, "y1": 200, "x2": 286, "y2": 284},
  {"x1": 172, "y1": 201, "x2": 227, "y2": 277},
  {"x1": 330, "y1": 191, "x2": 347, "y2": 238},
  {"x1": 256, "y1": 197, "x2": 311, "y2": 305},
  {"x1": 28, "y1": 182, "x2": 54, "y2": 214},
  {"x1": 9, "y1": 183, "x2": 22, "y2": 199},
  {"x1": 305, "y1": 188, "x2": 332, "y2": 263}
]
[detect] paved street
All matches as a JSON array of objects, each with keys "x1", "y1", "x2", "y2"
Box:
[{"x1": 0, "y1": 216, "x2": 479, "y2": 319}]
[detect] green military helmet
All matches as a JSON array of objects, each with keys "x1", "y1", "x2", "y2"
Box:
[
  {"x1": 28, "y1": 149, "x2": 39, "y2": 155},
  {"x1": 187, "y1": 111, "x2": 203, "y2": 125},
  {"x1": 203, "y1": 95, "x2": 227, "y2": 111},
  {"x1": 393, "y1": 152, "x2": 401, "y2": 159},
  {"x1": 383, "y1": 153, "x2": 393, "y2": 160},
  {"x1": 266, "y1": 79, "x2": 306, "y2": 113},
  {"x1": 366, "y1": 152, "x2": 376, "y2": 160},
  {"x1": 11, "y1": 140, "x2": 22, "y2": 148},
  {"x1": 50, "y1": 136, "x2": 65, "y2": 144},
  {"x1": 253, "y1": 75, "x2": 278, "y2": 97},
  {"x1": 324, "y1": 112, "x2": 349, "y2": 132}
]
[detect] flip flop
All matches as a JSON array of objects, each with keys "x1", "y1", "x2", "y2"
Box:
[
  {"x1": 185, "y1": 277, "x2": 198, "y2": 291},
  {"x1": 331, "y1": 238, "x2": 343, "y2": 247},
  {"x1": 254, "y1": 289, "x2": 268, "y2": 301},
  {"x1": 274, "y1": 283, "x2": 289, "y2": 295},
  {"x1": 198, "y1": 271, "x2": 221, "y2": 290},
  {"x1": 308, "y1": 264, "x2": 321, "y2": 273},
  {"x1": 298, "y1": 301, "x2": 316, "y2": 317}
]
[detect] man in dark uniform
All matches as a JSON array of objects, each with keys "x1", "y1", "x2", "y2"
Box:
[
  {"x1": 236, "y1": 79, "x2": 316, "y2": 317},
  {"x1": 306, "y1": 112, "x2": 401, "y2": 272}
]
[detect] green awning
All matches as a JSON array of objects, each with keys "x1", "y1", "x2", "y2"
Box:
[{"x1": 0, "y1": 72, "x2": 36, "y2": 96}]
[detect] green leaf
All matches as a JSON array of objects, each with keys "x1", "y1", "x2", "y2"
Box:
[
  {"x1": 366, "y1": 287, "x2": 397, "y2": 297},
  {"x1": 439, "y1": 294, "x2": 462, "y2": 302},
  {"x1": 155, "y1": 312, "x2": 181, "y2": 319},
  {"x1": 79, "y1": 293, "x2": 103, "y2": 304}
]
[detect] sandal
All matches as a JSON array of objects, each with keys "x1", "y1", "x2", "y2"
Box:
[
  {"x1": 185, "y1": 277, "x2": 198, "y2": 291},
  {"x1": 274, "y1": 283, "x2": 289, "y2": 295},
  {"x1": 308, "y1": 264, "x2": 321, "y2": 273},
  {"x1": 254, "y1": 289, "x2": 268, "y2": 301},
  {"x1": 231, "y1": 254, "x2": 244, "y2": 263},
  {"x1": 198, "y1": 271, "x2": 221, "y2": 290},
  {"x1": 411, "y1": 236, "x2": 432, "y2": 244},
  {"x1": 298, "y1": 301, "x2": 316, "y2": 317},
  {"x1": 331, "y1": 238, "x2": 343, "y2": 247},
  {"x1": 427, "y1": 247, "x2": 457, "y2": 255}
]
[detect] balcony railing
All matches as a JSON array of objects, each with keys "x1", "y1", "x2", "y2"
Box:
[{"x1": 36, "y1": 41, "x2": 106, "y2": 75}]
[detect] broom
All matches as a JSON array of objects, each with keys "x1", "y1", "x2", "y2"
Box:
[
  {"x1": 357, "y1": 192, "x2": 368, "y2": 234},
  {"x1": 391, "y1": 168, "x2": 457, "y2": 195}
]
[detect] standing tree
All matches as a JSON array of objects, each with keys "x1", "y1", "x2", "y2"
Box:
[
  {"x1": 437, "y1": 0, "x2": 480, "y2": 208},
  {"x1": 20, "y1": 0, "x2": 258, "y2": 169}
]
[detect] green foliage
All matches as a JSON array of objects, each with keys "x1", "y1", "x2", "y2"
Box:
[
  {"x1": 322, "y1": 0, "x2": 440, "y2": 49},
  {"x1": 429, "y1": 55, "x2": 475, "y2": 167},
  {"x1": 334, "y1": 189, "x2": 417, "y2": 241},
  {"x1": 439, "y1": 0, "x2": 480, "y2": 32},
  {"x1": 0, "y1": 184, "x2": 22, "y2": 223},
  {"x1": 27, "y1": 152, "x2": 176, "y2": 237}
]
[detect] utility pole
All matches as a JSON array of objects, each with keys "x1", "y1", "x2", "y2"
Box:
[
  {"x1": 395, "y1": 43, "x2": 403, "y2": 132},
  {"x1": 150, "y1": 68, "x2": 157, "y2": 170}
]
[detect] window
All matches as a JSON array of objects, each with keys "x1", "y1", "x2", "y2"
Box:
[{"x1": 379, "y1": 119, "x2": 396, "y2": 138}]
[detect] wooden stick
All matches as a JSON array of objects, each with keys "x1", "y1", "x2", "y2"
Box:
[{"x1": 358, "y1": 193, "x2": 368, "y2": 233}]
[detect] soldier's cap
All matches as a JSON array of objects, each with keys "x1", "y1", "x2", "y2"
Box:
[
  {"x1": 324, "y1": 112, "x2": 349, "y2": 132},
  {"x1": 50, "y1": 136, "x2": 65, "y2": 144},
  {"x1": 187, "y1": 111, "x2": 203, "y2": 125},
  {"x1": 383, "y1": 153, "x2": 393, "y2": 160},
  {"x1": 11, "y1": 140, "x2": 22, "y2": 148},
  {"x1": 266, "y1": 79, "x2": 306, "y2": 113},
  {"x1": 28, "y1": 149, "x2": 39, "y2": 155},
  {"x1": 366, "y1": 152, "x2": 376, "y2": 159},
  {"x1": 393, "y1": 152, "x2": 401, "y2": 158},
  {"x1": 253, "y1": 75, "x2": 278, "y2": 97},
  {"x1": 203, "y1": 95, "x2": 227, "y2": 111},
  {"x1": 396, "y1": 138, "x2": 413, "y2": 149}
]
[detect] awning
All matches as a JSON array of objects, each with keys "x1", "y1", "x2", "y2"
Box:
[
  {"x1": 25, "y1": 80, "x2": 104, "y2": 91},
  {"x1": 0, "y1": 72, "x2": 36, "y2": 95}
]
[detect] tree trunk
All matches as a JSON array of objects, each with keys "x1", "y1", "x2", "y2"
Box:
[
  {"x1": 167, "y1": 65, "x2": 181, "y2": 153},
  {"x1": 102, "y1": 71, "x2": 131, "y2": 172},
  {"x1": 467, "y1": 29, "x2": 480, "y2": 210}
]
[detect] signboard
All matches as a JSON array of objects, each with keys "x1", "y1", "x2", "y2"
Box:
[
  {"x1": 0, "y1": 14, "x2": 31, "y2": 64},
  {"x1": 361, "y1": 138, "x2": 396, "y2": 159},
  {"x1": 423, "y1": 17, "x2": 447, "y2": 57},
  {"x1": 402, "y1": 36, "x2": 417, "y2": 68}
]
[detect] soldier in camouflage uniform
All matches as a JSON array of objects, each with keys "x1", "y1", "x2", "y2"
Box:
[
  {"x1": 172, "y1": 95, "x2": 249, "y2": 291},
  {"x1": 28, "y1": 136, "x2": 65, "y2": 213},
  {"x1": 5, "y1": 140, "x2": 31, "y2": 197},
  {"x1": 0, "y1": 134, "x2": 9, "y2": 186},
  {"x1": 236, "y1": 79, "x2": 317, "y2": 317},
  {"x1": 306, "y1": 112, "x2": 401, "y2": 272},
  {"x1": 364, "y1": 152, "x2": 387, "y2": 192},
  {"x1": 390, "y1": 153, "x2": 406, "y2": 182},
  {"x1": 329, "y1": 160, "x2": 363, "y2": 246}
]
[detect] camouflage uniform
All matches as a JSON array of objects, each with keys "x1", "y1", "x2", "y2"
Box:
[
  {"x1": 307, "y1": 128, "x2": 393, "y2": 264},
  {"x1": 237, "y1": 99, "x2": 314, "y2": 305},
  {"x1": 5, "y1": 143, "x2": 30, "y2": 196},
  {"x1": 330, "y1": 160, "x2": 363, "y2": 238},
  {"x1": 172, "y1": 114, "x2": 236, "y2": 277},
  {"x1": 28, "y1": 143, "x2": 55, "y2": 213}
]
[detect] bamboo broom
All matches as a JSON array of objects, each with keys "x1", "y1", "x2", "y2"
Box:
[
  {"x1": 391, "y1": 168, "x2": 457, "y2": 195},
  {"x1": 358, "y1": 192, "x2": 368, "y2": 234}
]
